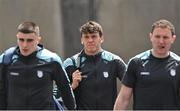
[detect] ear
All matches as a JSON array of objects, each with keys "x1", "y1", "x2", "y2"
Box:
[
  {"x1": 171, "y1": 35, "x2": 176, "y2": 44},
  {"x1": 37, "y1": 36, "x2": 42, "y2": 44},
  {"x1": 81, "y1": 37, "x2": 83, "y2": 45},
  {"x1": 149, "y1": 32, "x2": 153, "y2": 42},
  {"x1": 101, "y1": 36, "x2": 104, "y2": 43},
  {"x1": 16, "y1": 33, "x2": 19, "y2": 38}
]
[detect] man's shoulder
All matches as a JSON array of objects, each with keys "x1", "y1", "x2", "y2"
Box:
[
  {"x1": 0, "y1": 46, "x2": 17, "y2": 64},
  {"x1": 133, "y1": 50, "x2": 151, "y2": 60},
  {"x1": 101, "y1": 50, "x2": 123, "y2": 61},
  {"x1": 170, "y1": 51, "x2": 180, "y2": 61},
  {"x1": 37, "y1": 48, "x2": 62, "y2": 64},
  {"x1": 127, "y1": 50, "x2": 150, "y2": 65},
  {"x1": 0, "y1": 53, "x2": 4, "y2": 64},
  {"x1": 63, "y1": 53, "x2": 80, "y2": 68},
  {"x1": 64, "y1": 52, "x2": 79, "y2": 62}
]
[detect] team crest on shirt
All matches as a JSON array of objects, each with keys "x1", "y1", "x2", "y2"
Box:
[
  {"x1": 170, "y1": 69, "x2": 176, "y2": 76},
  {"x1": 103, "y1": 72, "x2": 109, "y2": 78},
  {"x1": 37, "y1": 70, "x2": 43, "y2": 78}
]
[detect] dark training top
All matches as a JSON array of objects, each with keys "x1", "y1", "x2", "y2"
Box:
[
  {"x1": 0, "y1": 45, "x2": 76, "y2": 110},
  {"x1": 63, "y1": 50, "x2": 126, "y2": 110},
  {"x1": 123, "y1": 50, "x2": 180, "y2": 110}
]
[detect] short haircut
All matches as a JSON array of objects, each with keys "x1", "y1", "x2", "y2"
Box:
[
  {"x1": 151, "y1": 19, "x2": 175, "y2": 35},
  {"x1": 80, "y1": 21, "x2": 103, "y2": 37},
  {"x1": 17, "y1": 21, "x2": 40, "y2": 36}
]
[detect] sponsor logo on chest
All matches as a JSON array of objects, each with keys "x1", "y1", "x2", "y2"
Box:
[
  {"x1": 140, "y1": 69, "x2": 177, "y2": 77},
  {"x1": 10, "y1": 72, "x2": 19, "y2": 76},
  {"x1": 140, "y1": 72, "x2": 150, "y2": 75}
]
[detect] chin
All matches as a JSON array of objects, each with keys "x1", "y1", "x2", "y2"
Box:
[
  {"x1": 21, "y1": 52, "x2": 31, "y2": 56},
  {"x1": 22, "y1": 54, "x2": 29, "y2": 56}
]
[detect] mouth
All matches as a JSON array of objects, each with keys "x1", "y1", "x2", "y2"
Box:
[
  {"x1": 158, "y1": 46, "x2": 165, "y2": 49},
  {"x1": 160, "y1": 46, "x2": 165, "y2": 48},
  {"x1": 87, "y1": 43, "x2": 95, "y2": 46},
  {"x1": 22, "y1": 49, "x2": 28, "y2": 52}
]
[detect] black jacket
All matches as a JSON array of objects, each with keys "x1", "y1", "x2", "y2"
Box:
[
  {"x1": 0, "y1": 45, "x2": 76, "y2": 110},
  {"x1": 63, "y1": 50, "x2": 126, "y2": 110}
]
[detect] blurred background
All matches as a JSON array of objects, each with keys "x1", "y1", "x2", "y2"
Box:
[
  {"x1": 1, "y1": 0, "x2": 180, "y2": 63},
  {"x1": 1, "y1": 0, "x2": 180, "y2": 109}
]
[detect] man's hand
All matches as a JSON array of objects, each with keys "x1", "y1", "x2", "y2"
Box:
[{"x1": 71, "y1": 70, "x2": 82, "y2": 90}]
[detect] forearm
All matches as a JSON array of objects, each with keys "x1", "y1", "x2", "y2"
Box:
[
  {"x1": 114, "y1": 85, "x2": 132, "y2": 110},
  {"x1": 114, "y1": 97, "x2": 130, "y2": 110},
  {"x1": 61, "y1": 84, "x2": 76, "y2": 110}
]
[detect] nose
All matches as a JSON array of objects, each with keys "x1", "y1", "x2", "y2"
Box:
[
  {"x1": 87, "y1": 37, "x2": 93, "y2": 42},
  {"x1": 159, "y1": 37, "x2": 164, "y2": 44},
  {"x1": 22, "y1": 41, "x2": 28, "y2": 48}
]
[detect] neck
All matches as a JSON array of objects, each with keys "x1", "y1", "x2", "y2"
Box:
[
  {"x1": 84, "y1": 48, "x2": 103, "y2": 56},
  {"x1": 151, "y1": 49, "x2": 170, "y2": 58}
]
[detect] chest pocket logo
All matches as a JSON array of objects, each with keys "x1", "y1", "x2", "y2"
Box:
[
  {"x1": 103, "y1": 72, "x2": 109, "y2": 78},
  {"x1": 170, "y1": 69, "x2": 176, "y2": 76},
  {"x1": 37, "y1": 70, "x2": 43, "y2": 78}
]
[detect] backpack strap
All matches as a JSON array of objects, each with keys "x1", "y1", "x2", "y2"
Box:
[
  {"x1": 3, "y1": 47, "x2": 17, "y2": 65},
  {"x1": 70, "y1": 57, "x2": 76, "y2": 67},
  {"x1": 53, "y1": 95, "x2": 64, "y2": 111},
  {"x1": 70, "y1": 54, "x2": 81, "y2": 69}
]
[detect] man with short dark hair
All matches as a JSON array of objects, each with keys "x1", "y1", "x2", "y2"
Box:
[
  {"x1": 63, "y1": 21, "x2": 126, "y2": 110},
  {"x1": 0, "y1": 21, "x2": 76, "y2": 110}
]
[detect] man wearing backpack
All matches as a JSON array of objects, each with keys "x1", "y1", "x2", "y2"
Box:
[
  {"x1": 0, "y1": 21, "x2": 76, "y2": 110},
  {"x1": 63, "y1": 21, "x2": 126, "y2": 110}
]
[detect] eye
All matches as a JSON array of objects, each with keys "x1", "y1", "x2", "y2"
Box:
[
  {"x1": 18, "y1": 38, "x2": 25, "y2": 42},
  {"x1": 91, "y1": 35, "x2": 97, "y2": 39},
  {"x1": 163, "y1": 36, "x2": 169, "y2": 39},
  {"x1": 83, "y1": 35, "x2": 90, "y2": 39},
  {"x1": 154, "y1": 35, "x2": 160, "y2": 39}
]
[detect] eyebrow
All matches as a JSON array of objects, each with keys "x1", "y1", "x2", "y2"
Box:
[{"x1": 18, "y1": 38, "x2": 34, "y2": 42}]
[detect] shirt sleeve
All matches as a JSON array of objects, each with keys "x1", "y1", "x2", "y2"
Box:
[
  {"x1": 52, "y1": 62, "x2": 76, "y2": 110},
  {"x1": 122, "y1": 58, "x2": 138, "y2": 88},
  {"x1": 114, "y1": 59, "x2": 127, "y2": 81}
]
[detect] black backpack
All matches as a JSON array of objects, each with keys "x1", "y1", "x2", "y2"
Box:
[{"x1": 2, "y1": 47, "x2": 16, "y2": 65}]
